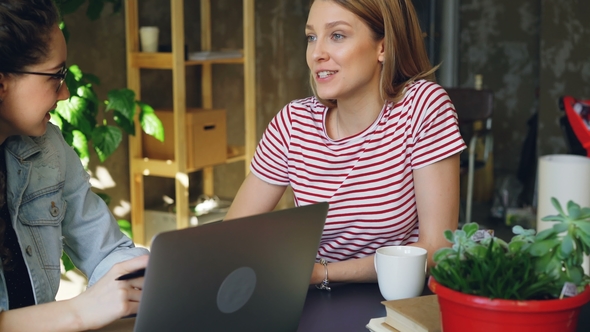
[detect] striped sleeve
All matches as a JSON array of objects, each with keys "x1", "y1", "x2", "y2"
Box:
[
  {"x1": 250, "y1": 103, "x2": 293, "y2": 186},
  {"x1": 408, "y1": 82, "x2": 466, "y2": 169}
]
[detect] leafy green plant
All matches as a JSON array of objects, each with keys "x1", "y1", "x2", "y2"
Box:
[
  {"x1": 50, "y1": 64, "x2": 163, "y2": 168},
  {"x1": 431, "y1": 198, "x2": 590, "y2": 300}
]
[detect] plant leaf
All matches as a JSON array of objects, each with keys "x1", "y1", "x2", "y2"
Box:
[
  {"x1": 96, "y1": 192, "x2": 111, "y2": 206},
  {"x1": 541, "y1": 214, "x2": 567, "y2": 222},
  {"x1": 55, "y1": 96, "x2": 93, "y2": 136},
  {"x1": 567, "y1": 201, "x2": 582, "y2": 220},
  {"x1": 574, "y1": 221, "x2": 590, "y2": 236},
  {"x1": 508, "y1": 240, "x2": 525, "y2": 253},
  {"x1": 535, "y1": 228, "x2": 556, "y2": 241},
  {"x1": 552, "y1": 222, "x2": 569, "y2": 234},
  {"x1": 86, "y1": 0, "x2": 105, "y2": 21},
  {"x1": 77, "y1": 85, "x2": 99, "y2": 105},
  {"x1": 71, "y1": 130, "x2": 90, "y2": 169},
  {"x1": 61, "y1": 251, "x2": 76, "y2": 272},
  {"x1": 462, "y1": 223, "x2": 479, "y2": 238},
  {"x1": 49, "y1": 111, "x2": 63, "y2": 128},
  {"x1": 92, "y1": 125, "x2": 122, "y2": 162},
  {"x1": 551, "y1": 197, "x2": 566, "y2": 217},
  {"x1": 83, "y1": 73, "x2": 101, "y2": 85},
  {"x1": 433, "y1": 248, "x2": 455, "y2": 262},
  {"x1": 118, "y1": 219, "x2": 133, "y2": 239},
  {"x1": 105, "y1": 89, "x2": 136, "y2": 120},
  {"x1": 560, "y1": 234, "x2": 574, "y2": 256},
  {"x1": 443, "y1": 229, "x2": 454, "y2": 243},
  {"x1": 580, "y1": 207, "x2": 590, "y2": 219},
  {"x1": 68, "y1": 64, "x2": 84, "y2": 81},
  {"x1": 138, "y1": 102, "x2": 164, "y2": 141},
  {"x1": 55, "y1": 0, "x2": 86, "y2": 15},
  {"x1": 60, "y1": 21, "x2": 70, "y2": 43},
  {"x1": 512, "y1": 225, "x2": 524, "y2": 235},
  {"x1": 113, "y1": 110, "x2": 136, "y2": 135},
  {"x1": 528, "y1": 239, "x2": 560, "y2": 257}
]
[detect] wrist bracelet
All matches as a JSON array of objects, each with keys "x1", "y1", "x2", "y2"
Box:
[{"x1": 315, "y1": 258, "x2": 331, "y2": 291}]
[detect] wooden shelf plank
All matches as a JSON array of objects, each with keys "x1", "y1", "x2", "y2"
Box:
[
  {"x1": 129, "y1": 52, "x2": 244, "y2": 69},
  {"x1": 131, "y1": 158, "x2": 178, "y2": 177},
  {"x1": 130, "y1": 52, "x2": 174, "y2": 69},
  {"x1": 185, "y1": 57, "x2": 245, "y2": 65},
  {"x1": 132, "y1": 145, "x2": 245, "y2": 179}
]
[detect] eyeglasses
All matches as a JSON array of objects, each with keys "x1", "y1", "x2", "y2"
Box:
[{"x1": 9, "y1": 66, "x2": 68, "y2": 93}]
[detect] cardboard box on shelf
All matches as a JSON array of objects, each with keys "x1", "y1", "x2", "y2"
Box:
[{"x1": 142, "y1": 108, "x2": 227, "y2": 170}]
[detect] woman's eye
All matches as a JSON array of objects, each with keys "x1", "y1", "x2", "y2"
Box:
[
  {"x1": 306, "y1": 35, "x2": 316, "y2": 42},
  {"x1": 332, "y1": 33, "x2": 344, "y2": 40}
]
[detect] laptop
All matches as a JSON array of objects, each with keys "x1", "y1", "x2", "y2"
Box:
[{"x1": 133, "y1": 202, "x2": 329, "y2": 332}]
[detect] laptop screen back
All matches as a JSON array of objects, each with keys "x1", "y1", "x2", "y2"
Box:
[{"x1": 133, "y1": 202, "x2": 328, "y2": 332}]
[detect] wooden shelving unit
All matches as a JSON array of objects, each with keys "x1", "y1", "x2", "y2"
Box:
[{"x1": 124, "y1": 0, "x2": 256, "y2": 244}]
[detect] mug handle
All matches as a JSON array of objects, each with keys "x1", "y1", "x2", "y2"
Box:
[{"x1": 373, "y1": 255, "x2": 378, "y2": 273}]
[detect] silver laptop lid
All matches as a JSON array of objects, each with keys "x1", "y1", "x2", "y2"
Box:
[{"x1": 134, "y1": 202, "x2": 328, "y2": 332}]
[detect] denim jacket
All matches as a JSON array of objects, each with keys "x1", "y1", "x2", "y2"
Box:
[{"x1": 0, "y1": 124, "x2": 149, "y2": 311}]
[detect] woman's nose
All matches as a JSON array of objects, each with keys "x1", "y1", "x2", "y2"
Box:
[
  {"x1": 311, "y1": 39, "x2": 328, "y2": 62},
  {"x1": 57, "y1": 83, "x2": 70, "y2": 101}
]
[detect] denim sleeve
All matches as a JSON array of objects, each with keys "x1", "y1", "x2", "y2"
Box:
[{"x1": 50, "y1": 125, "x2": 149, "y2": 286}]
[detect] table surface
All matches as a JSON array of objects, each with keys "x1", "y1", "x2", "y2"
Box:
[{"x1": 95, "y1": 282, "x2": 590, "y2": 332}]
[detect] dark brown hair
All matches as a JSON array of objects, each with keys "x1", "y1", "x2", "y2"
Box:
[
  {"x1": 308, "y1": 0, "x2": 437, "y2": 107},
  {"x1": 0, "y1": 0, "x2": 60, "y2": 73}
]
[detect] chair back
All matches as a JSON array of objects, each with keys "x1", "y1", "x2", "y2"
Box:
[{"x1": 446, "y1": 88, "x2": 494, "y2": 123}]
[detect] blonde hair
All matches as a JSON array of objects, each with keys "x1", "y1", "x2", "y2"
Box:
[{"x1": 308, "y1": 0, "x2": 437, "y2": 107}]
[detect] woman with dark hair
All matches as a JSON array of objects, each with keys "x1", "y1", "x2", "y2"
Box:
[
  {"x1": 225, "y1": 0, "x2": 465, "y2": 287},
  {"x1": 0, "y1": 0, "x2": 148, "y2": 330}
]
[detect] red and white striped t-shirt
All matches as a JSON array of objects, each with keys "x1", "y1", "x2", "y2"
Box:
[{"x1": 250, "y1": 80, "x2": 466, "y2": 261}]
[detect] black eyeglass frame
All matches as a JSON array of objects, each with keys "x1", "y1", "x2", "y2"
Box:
[{"x1": 8, "y1": 66, "x2": 68, "y2": 93}]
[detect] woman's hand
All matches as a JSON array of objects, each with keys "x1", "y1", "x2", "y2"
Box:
[{"x1": 69, "y1": 255, "x2": 149, "y2": 330}]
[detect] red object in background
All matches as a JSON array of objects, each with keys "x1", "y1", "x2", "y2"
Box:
[
  {"x1": 562, "y1": 95, "x2": 590, "y2": 157},
  {"x1": 428, "y1": 277, "x2": 590, "y2": 332}
]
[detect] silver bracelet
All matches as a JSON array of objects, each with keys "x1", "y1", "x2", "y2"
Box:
[{"x1": 315, "y1": 258, "x2": 331, "y2": 291}]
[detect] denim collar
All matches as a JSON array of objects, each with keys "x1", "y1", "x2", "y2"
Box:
[{"x1": 4, "y1": 135, "x2": 42, "y2": 161}]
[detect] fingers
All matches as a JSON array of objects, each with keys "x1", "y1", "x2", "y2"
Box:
[
  {"x1": 127, "y1": 276, "x2": 145, "y2": 290},
  {"x1": 127, "y1": 287, "x2": 143, "y2": 303},
  {"x1": 113, "y1": 255, "x2": 149, "y2": 279}
]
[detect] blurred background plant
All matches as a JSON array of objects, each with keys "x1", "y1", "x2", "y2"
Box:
[{"x1": 52, "y1": 0, "x2": 164, "y2": 270}]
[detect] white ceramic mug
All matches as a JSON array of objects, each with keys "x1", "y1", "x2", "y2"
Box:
[
  {"x1": 374, "y1": 246, "x2": 427, "y2": 300},
  {"x1": 139, "y1": 26, "x2": 159, "y2": 52}
]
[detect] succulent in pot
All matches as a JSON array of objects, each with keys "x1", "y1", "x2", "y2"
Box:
[{"x1": 428, "y1": 198, "x2": 590, "y2": 331}]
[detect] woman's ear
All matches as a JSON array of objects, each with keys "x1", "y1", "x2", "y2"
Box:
[
  {"x1": 377, "y1": 39, "x2": 385, "y2": 63},
  {"x1": 0, "y1": 73, "x2": 9, "y2": 101}
]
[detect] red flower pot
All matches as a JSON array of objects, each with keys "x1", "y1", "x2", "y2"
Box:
[{"x1": 428, "y1": 276, "x2": 590, "y2": 332}]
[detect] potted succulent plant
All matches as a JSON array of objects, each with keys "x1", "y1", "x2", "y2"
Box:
[{"x1": 429, "y1": 197, "x2": 590, "y2": 332}]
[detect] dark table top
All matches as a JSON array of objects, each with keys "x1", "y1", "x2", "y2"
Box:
[
  {"x1": 297, "y1": 282, "x2": 590, "y2": 332},
  {"x1": 95, "y1": 281, "x2": 590, "y2": 331}
]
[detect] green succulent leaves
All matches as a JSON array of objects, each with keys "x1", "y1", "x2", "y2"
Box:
[{"x1": 431, "y1": 198, "x2": 590, "y2": 300}]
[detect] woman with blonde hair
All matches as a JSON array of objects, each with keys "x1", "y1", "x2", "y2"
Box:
[{"x1": 226, "y1": 0, "x2": 465, "y2": 287}]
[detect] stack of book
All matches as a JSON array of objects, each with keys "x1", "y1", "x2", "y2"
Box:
[{"x1": 366, "y1": 295, "x2": 441, "y2": 332}]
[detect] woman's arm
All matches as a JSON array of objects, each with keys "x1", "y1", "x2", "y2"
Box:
[
  {"x1": 408, "y1": 153, "x2": 460, "y2": 268},
  {"x1": 309, "y1": 154, "x2": 461, "y2": 284},
  {"x1": 310, "y1": 255, "x2": 377, "y2": 284},
  {"x1": 224, "y1": 173, "x2": 287, "y2": 220},
  {"x1": 0, "y1": 255, "x2": 148, "y2": 332},
  {"x1": 50, "y1": 125, "x2": 148, "y2": 286}
]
